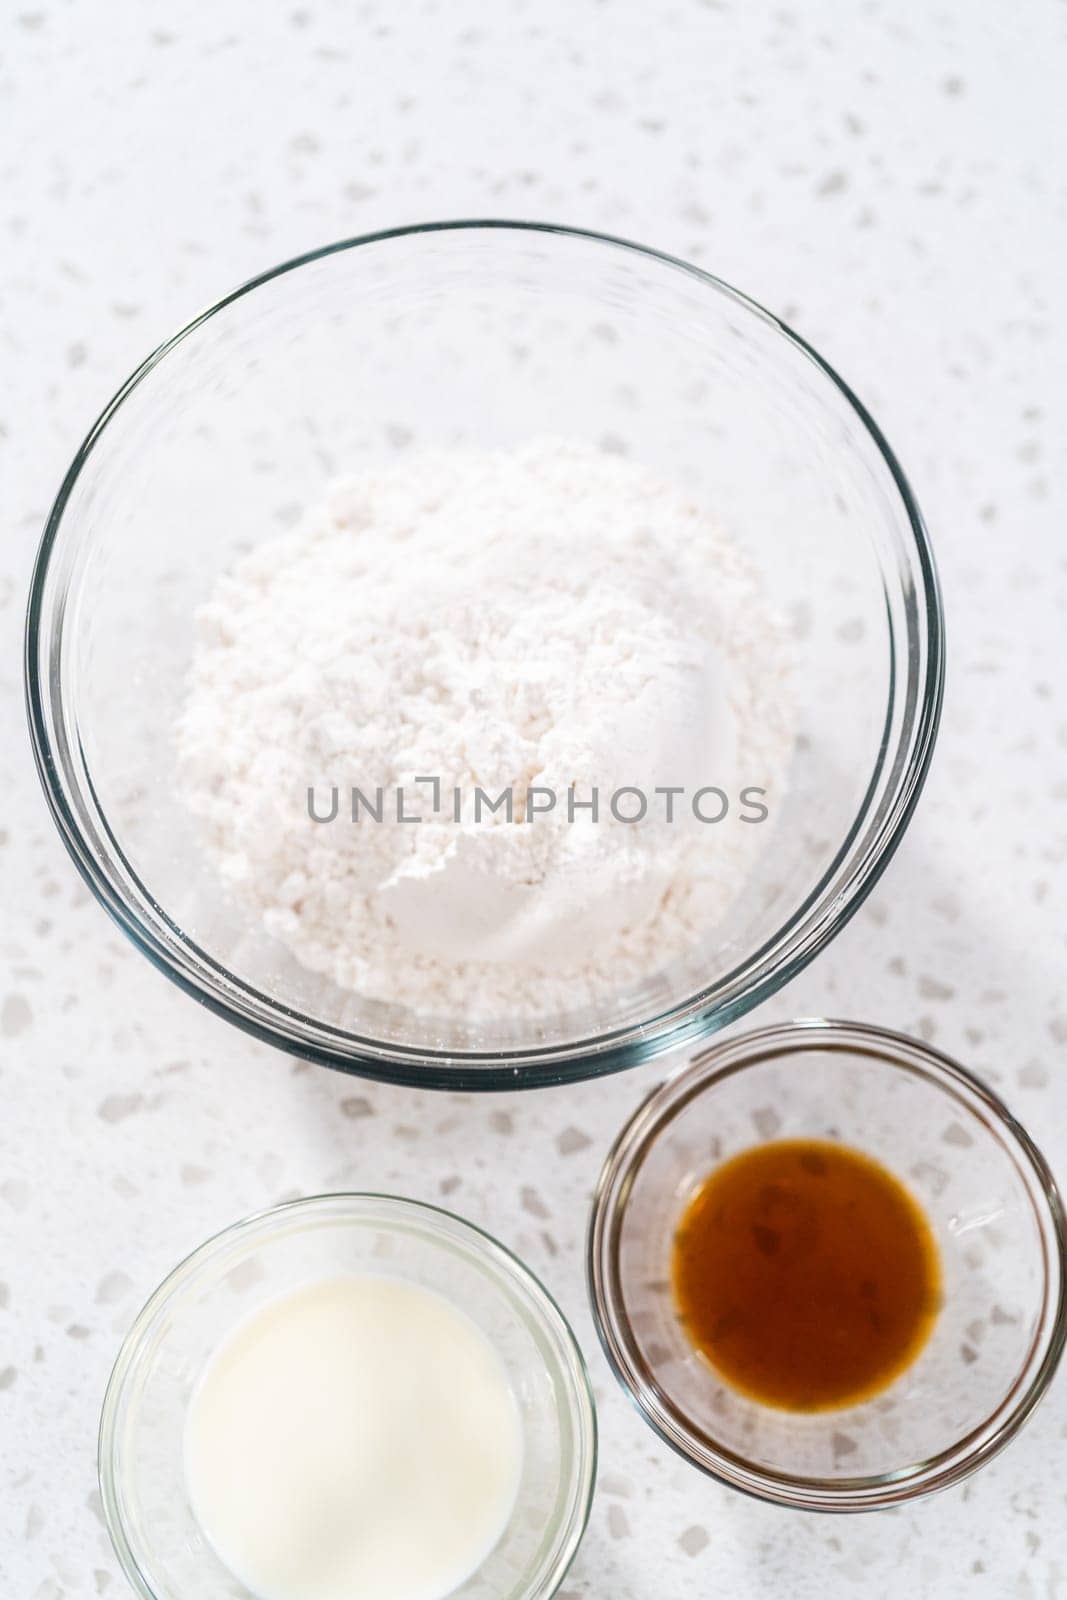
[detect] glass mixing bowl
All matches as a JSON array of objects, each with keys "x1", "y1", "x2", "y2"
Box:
[
  {"x1": 99, "y1": 1194, "x2": 597, "y2": 1600},
  {"x1": 587, "y1": 1020, "x2": 1066, "y2": 1510},
  {"x1": 25, "y1": 222, "x2": 943, "y2": 1087}
]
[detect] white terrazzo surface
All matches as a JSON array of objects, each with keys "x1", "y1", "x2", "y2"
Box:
[{"x1": 3, "y1": 2, "x2": 1067, "y2": 1596}]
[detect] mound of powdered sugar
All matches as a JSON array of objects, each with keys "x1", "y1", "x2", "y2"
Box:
[{"x1": 176, "y1": 440, "x2": 792, "y2": 1020}]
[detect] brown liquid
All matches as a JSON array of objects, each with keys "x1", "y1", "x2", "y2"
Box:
[{"x1": 672, "y1": 1138, "x2": 941, "y2": 1411}]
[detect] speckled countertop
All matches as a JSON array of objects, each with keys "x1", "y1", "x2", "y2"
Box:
[{"x1": 3, "y1": 3, "x2": 1066, "y2": 1596}]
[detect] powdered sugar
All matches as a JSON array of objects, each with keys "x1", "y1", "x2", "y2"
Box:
[{"x1": 177, "y1": 440, "x2": 792, "y2": 1021}]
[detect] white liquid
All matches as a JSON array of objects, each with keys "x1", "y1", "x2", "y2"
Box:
[{"x1": 184, "y1": 1275, "x2": 524, "y2": 1600}]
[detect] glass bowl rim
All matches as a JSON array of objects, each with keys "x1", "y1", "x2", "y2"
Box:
[
  {"x1": 25, "y1": 219, "x2": 946, "y2": 1089},
  {"x1": 586, "y1": 1016, "x2": 1067, "y2": 1511},
  {"x1": 98, "y1": 1190, "x2": 598, "y2": 1600}
]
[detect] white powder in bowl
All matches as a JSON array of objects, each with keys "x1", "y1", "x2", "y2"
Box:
[{"x1": 177, "y1": 440, "x2": 791, "y2": 1020}]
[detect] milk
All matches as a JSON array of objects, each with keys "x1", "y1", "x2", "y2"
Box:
[{"x1": 184, "y1": 1274, "x2": 524, "y2": 1600}]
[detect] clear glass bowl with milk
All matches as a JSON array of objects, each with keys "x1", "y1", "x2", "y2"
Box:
[{"x1": 98, "y1": 1194, "x2": 596, "y2": 1600}]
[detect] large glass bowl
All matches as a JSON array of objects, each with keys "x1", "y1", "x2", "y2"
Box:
[
  {"x1": 25, "y1": 222, "x2": 943, "y2": 1088},
  {"x1": 99, "y1": 1194, "x2": 597, "y2": 1600}
]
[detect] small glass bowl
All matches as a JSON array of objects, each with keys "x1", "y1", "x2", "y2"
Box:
[
  {"x1": 587, "y1": 1019, "x2": 1066, "y2": 1510},
  {"x1": 100, "y1": 1194, "x2": 597, "y2": 1599}
]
